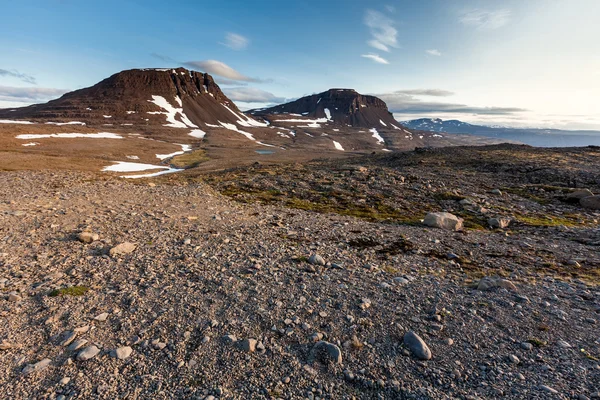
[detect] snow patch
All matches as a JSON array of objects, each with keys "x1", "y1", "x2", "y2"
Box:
[
  {"x1": 22, "y1": 142, "x2": 39, "y2": 146},
  {"x1": 379, "y1": 119, "x2": 387, "y2": 127},
  {"x1": 369, "y1": 128, "x2": 385, "y2": 145},
  {"x1": 324, "y1": 108, "x2": 332, "y2": 120},
  {"x1": 103, "y1": 115, "x2": 112, "y2": 119},
  {"x1": 333, "y1": 141, "x2": 345, "y2": 151},
  {"x1": 147, "y1": 95, "x2": 198, "y2": 129},
  {"x1": 45, "y1": 121, "x2": 86, "y2": 126},
  {"x1": 221, "y1": 104, "x2": 269, "y2": 128},
  {"x1": 126, "y1": 111, "x2": 136, "y2": 114},
  {"x1": 189, "y1": 129, "x2": 207, "y2": 139},
  {"x1": 16, "y1": 132, "x2": 123, "y2": 140},
  {"x1": 156, "y1": 144, "x2": 192, "y2": 160},
  {"x1": 102, "y1": 162, "x2": 169, "y2": 173},
  {"x1": 0, "y1": 119, "x2": 34, "y2": 124}
]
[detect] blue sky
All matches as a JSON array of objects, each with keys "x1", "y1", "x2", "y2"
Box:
[{"x1": 1, "y1": 0, "x2": 599, "y2": 129}]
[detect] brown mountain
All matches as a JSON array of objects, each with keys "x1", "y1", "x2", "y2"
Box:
[
  {"x1": 0, "y1": 67, "x2": 256, "y2": 127},
  {"x1": 249, "y1": 88, "x2": 404, "y2": 129}
]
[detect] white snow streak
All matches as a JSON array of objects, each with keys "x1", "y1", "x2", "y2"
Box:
[
  {"x1": 333, "y1": 141, "x2": 345, "y2": 151},
  {"x1": 369, "y1": 128, "x2": 385, "y2": 145},
  {"x1": 16, "y1": 132, "x2": 123, "y2": 140}
]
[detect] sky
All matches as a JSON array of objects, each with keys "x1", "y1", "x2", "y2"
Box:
[{"x1": 0, "y1": 0, "x2": 599, "y2": 130}]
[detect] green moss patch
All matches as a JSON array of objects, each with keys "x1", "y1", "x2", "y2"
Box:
[{"x1": 48, "y1": 286, "x2": 89, "y2": 297}]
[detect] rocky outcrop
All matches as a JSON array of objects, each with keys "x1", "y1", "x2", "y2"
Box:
[{"x1": 250, "y1": 89, "x2": 403, "y2": 128}]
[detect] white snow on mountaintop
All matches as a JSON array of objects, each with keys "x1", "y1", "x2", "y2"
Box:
[
  {"x1": 155, "y1": 144, "x2": 192, "y2": 160},
  {"x1": 0, "y1": 119, "x2": 34, "y2": 124},
  {"x1": 324, "y1": 108, "x2": 332, "y2": 120},
  {"x1": 333, "y1": 140, "x2": 344, "y2": 151},
  {"x1": 369, "y1": 128, "x2": 385, "y2": 145},
  {"x1": 147, "y1": 95, "x2": 198, "y2": 129},
  {"x1": 45, "y1": 121, "x2": 86, "y2": 126},
  {"x1": 16, "y1": 132, "x2": 123, "y2": 140}
]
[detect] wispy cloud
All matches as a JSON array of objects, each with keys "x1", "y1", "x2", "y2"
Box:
[
  {"x1": 392, "y1": 89, "x2": 454, "y2": 97},
  {"x1": 150, "y1": 53, "x2": 175, "y2": 63},
  {"x1": 361, "y1": 53, "x2": 389, "y2": 65},
  {"x1": 0, "y1": 85, "x2": 67, "y2": 103},
  {"x1": 459, "y1": 9, "x2": 511, "y2": 30},
  {"x1": 182, "y1": 60, "x2": 270, "y2": 83},
  {"x1": 0, "y1": 69, "x2": 36, "y2": 84},
  {"x1": 426, "y1": 49, "x2": 442, "y2": 56},
  {"x1": 223, "y1": 87, "x2": 286, "y2": 103},
  {"x1": 374, "y1": 89, "x2": 526, "y2": 115},
  {"x1": 220, "y1": 32, "x2": 249, "y2": 50},
  {"x1": 364, "y1": 10, "x2": 398, "y2": 52}
]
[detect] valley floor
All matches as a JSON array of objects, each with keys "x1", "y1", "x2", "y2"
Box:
[{"x1": 1, "y1": 144, "x2": 600, "y2": 399}]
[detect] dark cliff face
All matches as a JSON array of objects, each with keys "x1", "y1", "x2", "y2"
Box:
[
  {"x1": 0, "y1": 68, "x2": 248, "y2": 126},
  {"x1": 251, "y1": 89, "x2": 403, "y2": 128}
]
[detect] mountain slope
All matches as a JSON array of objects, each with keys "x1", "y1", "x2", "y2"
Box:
[
  {"x1": 401, "y1": 118, "x2": 600, "y2": 147},
  {"x1": 250, "y1": 89, "x2": 403, "y2": 129},
  {"x1": 0, "y1": 68, "x2": 262, "y2": 128}
]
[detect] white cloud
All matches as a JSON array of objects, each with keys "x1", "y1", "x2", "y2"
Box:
[
  {"x1": 182, "y1": 60, "x2": 269, "y2": 83},
  {"x1": 364, "y1": 10, "x2": 398, "y2": 53},
  {"x1": 0, "y1": 69, "x2": 36, "y2": 84},
  {"x1": 361, "y1": 54, "x2": 389, "y2": 65},
  {"x1": 426, "y1": 49, "x2": 442, "y2": 56},
  {"x1": 459, "y1": 9, "x2": 511, "y2": 30},
  {"x1": 223, "y1": 87, "x2": 285, "y2": 103},
  {"x1": 0, "y1": 85, "x2": 67, "y2": 103},
  {"x1": 221, "y1": 32, "x2": 249, "y2": 50}
]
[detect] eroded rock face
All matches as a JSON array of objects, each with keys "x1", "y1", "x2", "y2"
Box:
[
  {"x1": 423, "y1": 212, "x2": 463, "y2": 231},
  {"x1": 250, "y1": 89, "x2": 402, "y2": 128},
  {"x1": 0, "y1": 68, "x2": 247, "y2": 127}
]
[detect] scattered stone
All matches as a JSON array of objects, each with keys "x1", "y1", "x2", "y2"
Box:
[
  {"x1": 22, "y1": 358, "x2": 52, "y2": 375},
  {"x1": 491, "y1": 189, "x2": 503, "y2": 196},
  {"x1": 0, "y1": 340, "x2": 13, "y2": 350},
  {"x1": 109, "y1": 242, "x2": 136, "y2": 257},
  {"x1": 93, "y1": 312, "x2": 109, "y2": 322},
  {"x1": 76, "y1": 345, "x2": 100, "y2": 361},
  {"x1": 521, "y1": 342, "x2": 533, "y2": 351},
  {"x1": 580, "y1": 195, "x2": 600, "y2": 210},
  {"x1": 78, "y1": 231, "x2": 99, "y2": 243},
  {"x1": 488, "y1": 217, "x2": 511, "y2": 229},
  {"x1": 222, "y1": 334, "x2": 237, "y2": 344},
  {"x1": 239, "y1": 338, "x2": 257, "y2": 353},
  {"x1": 477, "y1": 276, "x2": 517, "y2": 291},
  {"x1": 309, "y1": 341, "x2": 342, "y2": 364},
  {"x1": 403, "y1": 331, "x2": 432, "y2": 360},
  {"x1": 423, "y1": 212, "x2": 463, "y2": 231},
  {"x1": 113, "y1": 346, "x2": 133, "y2": 360},
  {"x1": 308, "y1": 253, "x2": 326, "y2": 266},
  {"x1": 68, "y1": 339, "x2": 88, "y2": 351},
  {"x1": 7, "y1": 292, "x2": 21, "y2": 302},
  {"x1": 567, "y1": 189, "x2": 594, "y2": 200},
  {"x1": 59, "y1": 377, "x2": 71, "y2": 385},
  {"x1": 539, "y1": 385, "x2": 558, "y2": 394},
  {"x1": 508, "y1": 354, "x2": 520, "y2": 364}
]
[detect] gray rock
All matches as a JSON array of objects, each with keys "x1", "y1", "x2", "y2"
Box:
[
  {"x1": 22, "y1": 358, "x2": 52, "y2": 375},
  {"x1": 423, "y1": 212, "x2": 463, "y2": 231},
  {"x1": 477, "y1": 276, "x2": 517, "y2": 291},
  {"x1": 68, "y1": 339, "x2": 88, "y2": 351},
  {"x1": 239, "y1": 338, "x2": 257, "y2": 353},
  {"x1": 403, "y1": 331, "x2": 432, "y2": 360},
  {"x1": 7, "y1": 292, "x2": 21, "y2": 302},
  {"x1": 567, "y1": 189, "x2": 593, "y2": 200},
  {"x1": 109, "y1": 242, "x2": 136, "y2": 257},
  {"x1": 78, "y1": 231, "x2": 99, "y2": 243},
  {"x1": 491, "y1": 189, "x2": 503, "y2": 195},
  {"x1": 488, "y1": 217, "x2": 511, "y2": 229},
  {"x1": 222, "y1": 334, "x2": 237, "y2": 343},
  {"x1": 508, "y1": 354, "x2": 520, "y2": 364},
  {"x1": 521, "y1": 342, "x2": 533, "y2": 351},
  {"x1": 580, "y1": 195, "x2": 600, "y2": 210},
  {"x1": 113, "y1": 346, "x2": 133, "y2": 360},
  {"x1": 94, "y1": 312, "x2": 109, "y2": 322},
  {"x1": 310, "y1": 341, "x2": 342, "y2": 364},
  {"x1": 308, "y1": 253, "x2": 326, "y2": 266},
  {"x1": 539, "y1": 385, "x2": 558, "y2": 394},
  {"x1": 76, "y1": 345, "x2": 100, "y2": 361}
]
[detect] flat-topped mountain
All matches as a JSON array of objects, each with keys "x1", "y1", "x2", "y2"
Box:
[
  {"x1": 250, "y1": 88, "x2": 403, "y2": 129},
  {"x1": 0, "y1": 68, "x2": 260, "y2": 128}
]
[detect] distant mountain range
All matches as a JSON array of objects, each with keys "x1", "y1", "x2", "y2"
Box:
[{"x1": 401, "y1": 118, "x2": 600, "y2": 147}]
